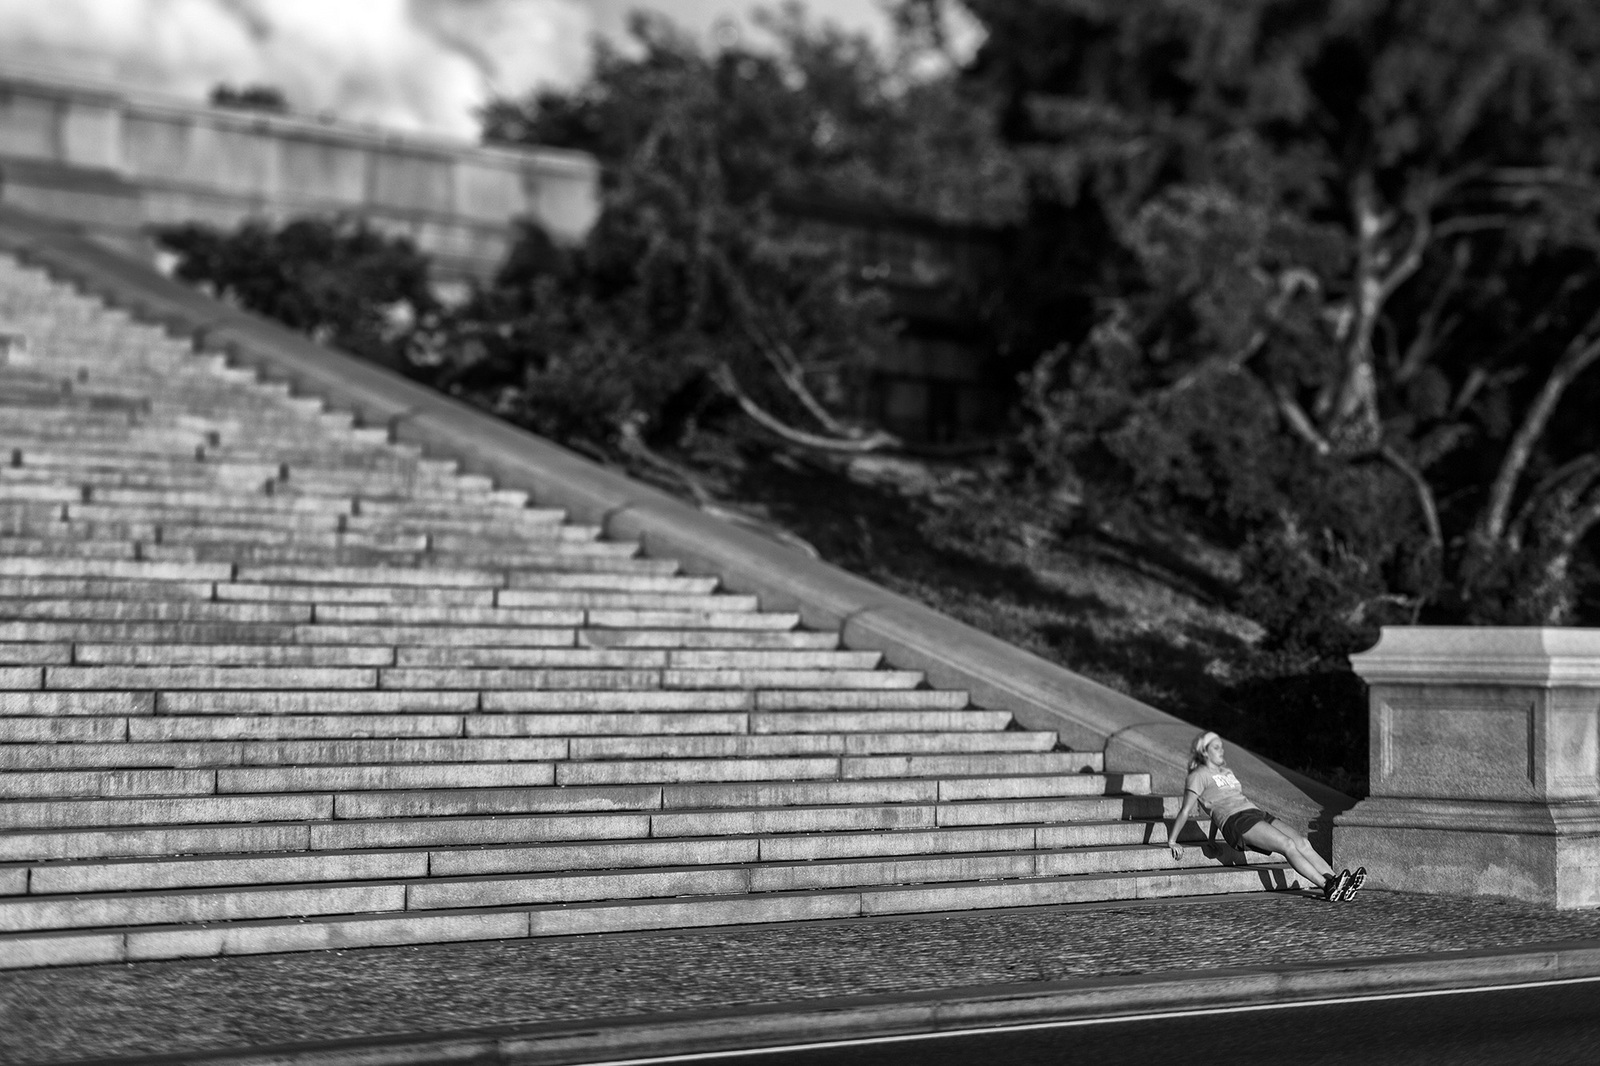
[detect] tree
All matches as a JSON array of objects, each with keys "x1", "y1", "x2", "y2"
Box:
[
  {"x1": 469, "y1": 7, "x2": 1019, "y2": 466},
  {"x1": 957, "y1": 0, "x2": 1600, "y2": 632}
]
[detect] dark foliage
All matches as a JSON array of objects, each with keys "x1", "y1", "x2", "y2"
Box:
[
  {"x1": 209, "y1": 84, "x2": 290, "y2": 113},
  {"x1": 154, "y1": 217, "x2": 438, "y2": 372}
]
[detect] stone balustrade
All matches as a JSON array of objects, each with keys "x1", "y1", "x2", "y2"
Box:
[
  {"x1": 0, "y1": 69, "x2": 598, "y2": 282},
  {"x1": 1336, "y1": 627, "x2": 1600, "y2": 907}
]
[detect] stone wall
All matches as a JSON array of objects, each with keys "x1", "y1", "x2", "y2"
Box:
[{"x1": 0, "y1": 70, "x2": 598, "y2": 281}]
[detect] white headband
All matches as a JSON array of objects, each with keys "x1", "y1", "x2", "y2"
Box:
[{"x1": 1194, "y1": 731, "x2": 1220, "y2": 755}]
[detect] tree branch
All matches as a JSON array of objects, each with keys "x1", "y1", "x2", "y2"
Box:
[
  {"x1": 1274, "y1": 385, "x2": 1332, "y2": 456},
  {"x1": 1329, "y1": 175, "x2": 1431, "y2": 448},
  {"x1": 1478, "y1": 311, "x2": 1600, "y2": 546},
  {"x1": 705, "y1": 242, "x2": 888, "y2": 443},
  {"x1": 1395, "y1": 240, "x2": 1470, "y2": 385},
  {"x1": 616, "y1": 416, "x2": 715, "y2": 506},
  {"x1": 713, "y1": 364, "x2": 898, "y2": 452},
  {"x1": 1378, "y1": 444, "x2": 1444, "y2": 556},
  {"x1": 1508, "y1": 454, "x2": 1600, "y2": 546},
  {"x1": 741, "y1": 317, "x2": 868, "y2": 439}
]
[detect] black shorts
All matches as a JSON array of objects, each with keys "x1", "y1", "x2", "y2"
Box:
[{"x1": 1220, "y1": 808, "x2": 1275, "y2": 852}]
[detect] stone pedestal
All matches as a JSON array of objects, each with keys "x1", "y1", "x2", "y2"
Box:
[{"x1": 1335, "y1": 628, "x2": 1600, "y2": 907}]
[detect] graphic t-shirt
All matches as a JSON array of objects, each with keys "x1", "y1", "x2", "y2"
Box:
[{"x1": 1191, "y1": 768, "x2": 1256, "y2": 824}]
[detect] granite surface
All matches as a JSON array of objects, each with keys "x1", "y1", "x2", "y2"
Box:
[{"x1": 7, "y1": 890, "x2": 1600, "y2": 1064}]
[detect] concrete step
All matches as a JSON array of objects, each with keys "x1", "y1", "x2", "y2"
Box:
[
  {"x1": 579, "y1": 628, "x2": 837, "y2": 649},
  {"x1": 0, "y1": 536, "x2": 138, "y2": 559},
  {"x1": 340, "y1": 514, "x2": 570, "y2": 537},
  {"x1": 373, "y1": 667, "x2": 923, "y2": 690},
  {"x1": 0, "y1": 643, "x2": 71, "y2": 664},
  {"x1": 0, "y1": 866, "x2": 1301, "y2": 967},
  {"x1": 85, "y1": 487, "x2": 352, "y2": 513},
  {"x1": 749, "y1": 710, "x2": 1010, "y2": 732},
  {"x1": 562, "y1": 733, "x2": 1057, "y2": 758},
  {"x1": 6, "y1": 836, "x2": 1241, "y2": 904},
  {"x1": 155, "y1": 526, "x2": 429, "y2": 549},
  {"x1": 142, "y1": 544, "x2": 436, "y2": 568},
  {"x1": 753, "y1": 690, "x2": 970, "y2": 709},
  {"x1": 151, "y1": 691, "x2": 479, "y2": 715},
  {"x1": 279, "y1": 469, "x2": 489, "y2": 493},
  {"x1": 67, "y1": 503, "x2": 344, "y2": 531},
  {"x1": 71, "y1": 643, "x2": 396, "y2": 667},
  {"x1": 155, "y1": 540, "x2": 615, "y2": 568},
  {"x1": 0, "y1": 516, "x2": 161, "y2": 540},
  {"x1": 388, "y1": 647, "x2": 877, "y2": 669},
  {"x1": 0, "y1": 717, "x2": 129, "y2": 742},
  {"x1": 506, "y1": 573, "x2": 717, "y2": 593},
  {"x1": 4, "y1": 811, "x2": 1212, "y2": 882},
  {"x1": 0, "y1": 737, "x2": 568, "y2": 770},
  {"x1": 6, "y1": 771, "x2": 1145, "y2": 832},
  {"x1": 38, "y1": 666, "x2": 378, "y2": 690},
  {"x1": 1, "y1": 466, "x2": 277, "y2": 491},
  {"x1": 349, "y1": 497, "x2": 539, "y2": 519},
  {"x1": 0, "y1": 620, "x2": 298, "y2": 643},
  {"x1": 0, "y1": 576, "x2": 217, "y2": 599},
  {"x1": 300, "y1": 605, "x2": 624, "y2": 627},
  {"x1": 124, "y1": 714, "x2": 470, "y2": 741},
  {"x1": 234, "y1": 564, "x2": 506, "y2": 588},
  {"x1": 495, "y1": 591, "x2": 761, "y2": 611},
  {"x1": 219, "y1": 584, "x2": 501, "y2": 607},
  {"x1": 0, "y1": 600, "x2": 314, "y2": 624},
  {"x1": 14, "y1": 451, "x2": 281, "y2": 478},
  {"x1": 201, "y1": 447, "x2": 431, "y2": 470},
  {"x1": 296, "y1": 624, "x2": 580, "y2": 647}
]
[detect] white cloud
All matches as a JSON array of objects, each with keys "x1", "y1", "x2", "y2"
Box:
[
  {"x1": 0, "y1": 0, "x2": 594, "y2": 137},
  {"x1": 0, "y1": 0, "x2": 950, "y2": 138}
]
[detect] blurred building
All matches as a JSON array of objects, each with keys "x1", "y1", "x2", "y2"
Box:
[
  {"x1": 774, "y1": 194, "x2": 1005, "y2": 442},
  {"x1": 0, "y1": 69, "x2": 599, "y2": 285}
]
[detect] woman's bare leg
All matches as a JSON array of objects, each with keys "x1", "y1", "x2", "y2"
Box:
[{"x1": 1240, "y1": 822, "x2": 1336, "y2": 887}]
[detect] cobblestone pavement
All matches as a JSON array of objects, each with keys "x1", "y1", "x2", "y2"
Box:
[{"x1": 7, "y1": 891, "x2": 1600, "y2": 1064}]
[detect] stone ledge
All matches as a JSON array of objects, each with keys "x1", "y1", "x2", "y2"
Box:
[
  {"x1": 1351, "y1": 626, "x2": 1600, "y2": 685},
  {"x1": 0, "y1": 201, "x2": 1349, "y2": 835},
  {"x1": 1338, "y1": 797, "x2": 1600, "y2": 836}
]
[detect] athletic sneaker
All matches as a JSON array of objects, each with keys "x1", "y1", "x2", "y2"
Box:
[
  {"x1": 1339, "y1": 866, "x2": 1367, "y2": 901},
  {"x1": 1323, "y1": 869, "x2": 1352, "y2": 901}
]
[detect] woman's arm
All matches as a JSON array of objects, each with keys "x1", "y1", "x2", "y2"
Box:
[{"x1": 1168, "y1": 774, "x2": 1202, "y2": 859}]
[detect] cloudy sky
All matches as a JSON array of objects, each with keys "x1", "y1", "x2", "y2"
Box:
[{"x1": 0, "y1": 0, "x2": 906, "y2": 139}]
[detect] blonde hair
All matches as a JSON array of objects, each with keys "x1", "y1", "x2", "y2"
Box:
[{"x1": 1189, "y1": 731, "x2": 1220, "y2": 770}]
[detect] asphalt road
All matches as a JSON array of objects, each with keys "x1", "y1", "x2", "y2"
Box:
[{"x1": 636, "y1": 978, "x2": 1600, "y2": 1066}]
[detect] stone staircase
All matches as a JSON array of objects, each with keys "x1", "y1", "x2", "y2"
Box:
[{"x1": 0, "y1": 253, "x2": 1301, "y2": 969}]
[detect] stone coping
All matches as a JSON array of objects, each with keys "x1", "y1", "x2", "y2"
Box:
[
  {"x1": 1351, "y1": 626, "x2": 1600, "y2": 686},
  {"x1": 0, "y1": 202, "x2": 1349, "y2": 834}
]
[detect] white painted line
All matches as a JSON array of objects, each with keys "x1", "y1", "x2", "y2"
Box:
[{"x1": 575, "y1": 972, "x2": 1600, "y2": 1065}]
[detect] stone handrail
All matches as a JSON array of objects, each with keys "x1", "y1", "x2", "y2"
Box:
[{"x1": 0, "y1": 202, "x2": 1353, "y2": 839}]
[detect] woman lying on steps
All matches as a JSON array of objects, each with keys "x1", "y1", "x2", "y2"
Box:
[{"x1": 1168, "y1": 731, "x2": 1366, "y2": 902}]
